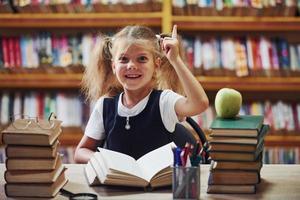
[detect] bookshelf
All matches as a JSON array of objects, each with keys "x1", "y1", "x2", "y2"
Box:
[
  {"x1": 1, "y1": 0, "x2": 300, "y2": 163},
  {"x1": 172, "y1": 16, "x2": 300, "y2": 31},
  {"x1": 59, "y1": 127, "x2": 83, "y2": 146},
  {"x1": 0, "y1": 72, "x2": 82, "y2": 89},
  {"x1": 1, "y1": 73, "x2": 300, "y2": 91},
  {"x1": 0, "y1": 13, "x2": 162, "y2": 28},
  {"x1": 1, "y1": 73, "x2": 299, "y2": 146},
  {"x1": 197, "y1": 76, "x2": 300, "y2": 92}
]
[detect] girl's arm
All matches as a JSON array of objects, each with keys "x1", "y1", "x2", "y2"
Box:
[
  {"x1": 74, "y1": 135, "x2": 103, "y2": 163},
  {"x1": 161, "y1": 25, "x2": 209, "y2": 118}
]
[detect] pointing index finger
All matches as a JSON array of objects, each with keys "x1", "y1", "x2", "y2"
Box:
[{"x1": 171, "y1": 25, "x2": 177, "y2": 39}]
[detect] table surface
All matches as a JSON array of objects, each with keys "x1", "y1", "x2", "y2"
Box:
[{"x1": 1, "y1": 164, "x2": 300, "y2": 200}]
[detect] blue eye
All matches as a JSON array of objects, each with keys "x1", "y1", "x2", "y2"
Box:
[{"x1": 138, "y1": 56, "x2": 148, "y2": 63}]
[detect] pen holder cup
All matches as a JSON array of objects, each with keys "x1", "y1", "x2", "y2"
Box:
[{"x1": 172, "y1": 166, "x2": 200, "y2": 200}]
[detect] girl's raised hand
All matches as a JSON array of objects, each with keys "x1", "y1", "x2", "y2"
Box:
[
  {"x1": 161, "y1": 25, "x2": 180, "y2": 64},
  {"x1": 171, "y1": 24, "x2": 177, "y2": 39}
]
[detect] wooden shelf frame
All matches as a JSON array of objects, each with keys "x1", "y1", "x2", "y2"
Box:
[
  {"x1": 197, "y1": 76, "x2": 300, "y2": 91},
  {"x1": 264, "y1": 135, "x2": 300, "y2": 147},
  {"x1": 172, "y1": 16, "x2": 300, "y2": 31},
  {"x1": 59, "y1": 127, "x2": 83, "y2": 146},
  {"x1": 0, "y1": 73, "x2": 82, "y2": 89},
  {"x1": 1, "y1": 14, "x2": 300, "y2": 32},
  {"x1": 2, "y1": 73, "x2": 300, "y2": 91},
  {"x1": 3, "y1": 127, "x2": 300, "y2": 146},
  {"x1": 0, "y1": 13, "x2": 163, "y2": 28},
  {"x1": 59, "y1": 127, "x2": 300, "y2": 146}
]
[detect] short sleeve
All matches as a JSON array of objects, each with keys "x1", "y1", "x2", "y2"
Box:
[
  {"x1": 84, "y1": 97, "x2": 106, "y2": 140},
  {"x1": 159, "y1": 90, "x2": 184, "y2": 133}
]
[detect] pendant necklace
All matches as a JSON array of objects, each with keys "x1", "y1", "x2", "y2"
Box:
[
  {"x1": 125, "y1": 116, "x2": 130, "y2": 130},
  {"x1": 123, "y1": 96, "x2": 131, "y2": 130}
]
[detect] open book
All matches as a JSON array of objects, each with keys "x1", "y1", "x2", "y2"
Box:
[{"x1": 85, "y1": 142, "x2": 175, "y2": 188}]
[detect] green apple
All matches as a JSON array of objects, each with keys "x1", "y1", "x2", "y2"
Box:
[{"x1": 215, "y1": 88, "x2": 242, "y2": 118}]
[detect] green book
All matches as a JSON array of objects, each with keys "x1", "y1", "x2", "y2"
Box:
[{"x1": 209, "y1": 115, "x2": 264, "y2": 137}]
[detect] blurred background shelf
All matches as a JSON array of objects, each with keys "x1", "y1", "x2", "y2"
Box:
[
  {"x1": 173, "y1": 16, "x2": 300, "y2": 31},
  {"x1": 2, "y1": 72, "x2": 300, "y2": 91},
  {"x1": 0, "y1": 13, "x2": 162, "y2": 28}
]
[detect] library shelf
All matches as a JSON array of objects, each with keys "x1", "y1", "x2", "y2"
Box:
[
  {"x1": 60, "y1": 128, "x2": 300, "y2": 146},
  {"x1": 264, "y1": 135, "x2": 300, "y2": 146},
  {"x1": 1, "y1": 125, "x2": 300, "y2": 147},
  {"x1": 59, "y1": 127, "x2": 83, "y2": 146},
  {"x1": 197, "y1": 76, "x2": 300, "y2": 91},
  {"x1": 2, "y1": 14, "x2": 299, "y2": 31},
  {"x1": 0, "y1": 73, "x2": 82, "y2": 89},
  {"x1": 1, "y1": 72, "x2": 300, "y2": 91},
  {"x1": 0, "y1": 13, "x2": 162, "y2": 28},
  {"x1": 1, "y1": 2, "x2": 299, "y2": 152},
  {"x1": 172, "y1": 16, "x2": 300, "y2": 31}
]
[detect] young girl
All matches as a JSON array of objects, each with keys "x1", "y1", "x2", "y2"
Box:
[{"x1": 74, "y1": 25, "x2": 209, "y2": 163}]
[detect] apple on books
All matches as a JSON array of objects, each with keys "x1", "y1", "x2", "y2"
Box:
[{"x1": 215, "y1": 88, "x2": 242, "y2": 119}]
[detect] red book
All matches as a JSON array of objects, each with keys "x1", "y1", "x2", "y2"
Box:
[
  {"x1": 8, "y1": 37, "x2": 15, "y2": 68},
  {"x1": 251, "y1": 38, "x2": 262, "y2": 71},
  {"x1": 37, "y1": 93, "x2": 45, "y2": 120},
  {"x1": 2, "y1": 36, "x2": 10, "y2": 68},
  {"x1": 14, "y1": 37, "x2": 21, "y2": 67}
]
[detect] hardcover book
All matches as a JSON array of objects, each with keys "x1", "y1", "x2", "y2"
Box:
[
  {"x1": 5, "y1": 140, "x2": 59, "y2": 158},
  {"x1": 1, "y1": 119, "x2": 62, "y2": 146},
  {"x1": 4, "y1": 170, "x2": 67, "y2": 198},
  {"x1": 208, "y1": 170, "x2": 260, "y2": 185},
  {"x1": 6, "y1": 153, "x2": 61, "y2": 171},
  {"x1": 208, "y1": 139, "x2": 263, "y2": 152},
  {"x1": 209, "y1": 124, "x2": 269, "y2": 145},
  {"x1": 209, "y1": 115, "x2": 264, "y2": 137},
  {"x1": 208, "y1": 141, "x2": 264, "y2": 161},
  {"x1": 207, "y1": 184, "x2": 256, "y2": 194},
  {"x1": 85, "y1": 142, "x2": 175, "y2": 188},
  {"x1": 210, "y1": 154, "x2": 262, "y2": 171},
  {"x1": 4, "y1": 156, "x2": 64, "y2": 183}
]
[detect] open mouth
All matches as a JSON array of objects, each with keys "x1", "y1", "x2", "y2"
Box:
[{"x1": 125, "y1": 74, "x2": 142, "y2": 79}]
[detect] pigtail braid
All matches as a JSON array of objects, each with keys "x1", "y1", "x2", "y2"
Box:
[{"x1": 81, "y1": 35, "x2": 122, "y2": 102}]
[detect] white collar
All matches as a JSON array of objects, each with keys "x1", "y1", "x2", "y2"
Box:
[{"x1": 118, "y1": 90, "x2": 152, "y2": 117}]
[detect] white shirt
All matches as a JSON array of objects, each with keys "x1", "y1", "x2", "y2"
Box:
[{"x1": 85, "y1": 90, "x2": 183, "y2": 140}]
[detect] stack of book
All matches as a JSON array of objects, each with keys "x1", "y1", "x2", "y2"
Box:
[
  {"x1": 207, "y1": 115, "x2": 269, "y2": 194},
  {"x1": 1, "y1": 118, "x2": 67, "y2": 198}
]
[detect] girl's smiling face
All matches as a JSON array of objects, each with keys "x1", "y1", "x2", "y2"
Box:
[{"x1": 112, "y1": 41, "x2": 159, "y2": 93}]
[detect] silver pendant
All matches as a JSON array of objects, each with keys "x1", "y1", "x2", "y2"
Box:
[{"x1": 125, "y1": 116, "x2": 130, "y2": 130}]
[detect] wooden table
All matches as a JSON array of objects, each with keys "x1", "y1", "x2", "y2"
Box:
[{"x1": 1, "y1": 164, "x2": 300, "y2": 199}]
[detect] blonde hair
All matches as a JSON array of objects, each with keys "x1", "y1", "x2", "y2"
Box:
[{"x1": 81, "y1": 25, "x2": 186, "y2": 102}]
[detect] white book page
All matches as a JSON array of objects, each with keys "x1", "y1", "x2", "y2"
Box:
[
  {"x1": 85, "y1": 159, "x2": 100, "y2": 184},
  {"x1": 90, "y1": 155, "x2": 105, "y2": 183},
  {"x1": 98, "y1": 148, "x2": 144, "y2": 179},
  {"x1": 137, "y1": 143, "x2": 174, "y2": 182}
]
